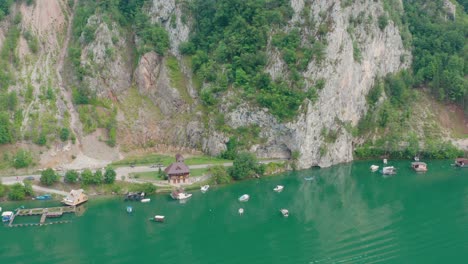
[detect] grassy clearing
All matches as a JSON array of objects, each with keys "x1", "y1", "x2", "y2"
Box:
[{"x1": 112, "y1": 154, "x2": 231, "y2": 167}]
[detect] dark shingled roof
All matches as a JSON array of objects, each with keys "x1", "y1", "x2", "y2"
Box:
[{"x1": 164, "y1": 162, "x2": 190, "y2": 175}]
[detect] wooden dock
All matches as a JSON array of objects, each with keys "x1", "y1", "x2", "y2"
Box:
[{"x1": 8, "y1": 206, "x2": 77, "y2": 227}]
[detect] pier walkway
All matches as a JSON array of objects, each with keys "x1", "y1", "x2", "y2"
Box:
[{"x1": 8, "y1": 206, "x2": 76, "y2": 227}]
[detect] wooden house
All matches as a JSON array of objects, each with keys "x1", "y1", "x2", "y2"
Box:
[{"x1": 164, "y1": 154, "x2": 190, "y2": 183}]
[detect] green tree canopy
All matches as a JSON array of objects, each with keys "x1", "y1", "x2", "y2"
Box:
[
  {"x1": 104, "y1": 167, "x2": 116, "y2": 184},
  {"x1": 40, "y1": 168, "x2": 59, "y2": 186},
  {"x1": 65, "y1": 170, "x2": 79, "y2": 183},
  {"x1": 8, "y1": 183, "x2": 26, "y2": 200}
]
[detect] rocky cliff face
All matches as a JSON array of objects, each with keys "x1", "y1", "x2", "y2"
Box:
[
  {"x1": 202, "y1": 0, "x2": 410, "y2": 168},
  {"x1": 1, "y1": 0, "x2": 412, "y2": 169}
]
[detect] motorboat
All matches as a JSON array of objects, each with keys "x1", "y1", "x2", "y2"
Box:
[
  {"x1": 411, "y1": 162, "x2": 427, "y2": 172},
  {"x1": 141, "y1": 198, "x2": 151, "y2": 203},
  {"x1": 370, "y1": 165, "x2": 379, "y2": 172},
  {"x1": 126, "y1": 206, "x2": 133, "y2": 213},
  {"x1": 124, "y1": 192, "x2": 145, "y2": 201},
  {"x1": 34, "y1": 194, "x2": 52, "y2": 200},
  {"x1": 238, "y1": 208, "x2": 244, "y2": 215},
  {"x1": 200, "y1": 185, "x2": 210, "y2": 192},
  {"x1": 273, "y1": 185, "x2": 284, "y2": 192},
  {"x1": 304, "y1": 176, "x2": 315, "y2": 181},
  {"x1": 280, "y1": 209, "x2": 289, "y2": 217},
  {"x1": 238, "y1": 194, "x2": 250, "y2": 202},
  {"x1": 154, "y1": 215, "x2": 165, "y2": 222},
  {"x1": 171, "y1": 188, "x2": 192, "y2": 200},
  {"x1": 455, "y1": 158, "x2": 468, "y2": 168},
  {"x1": 2, "y1": 211, "x2": 14, "y2": 222},
  {"x1": 381, "y1": 166, "x2": 397, "y2": 175}
]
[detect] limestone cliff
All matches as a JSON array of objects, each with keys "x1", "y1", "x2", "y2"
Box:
[{"x1": 7, "y1": 0, "x2": 458, "y2": 171}]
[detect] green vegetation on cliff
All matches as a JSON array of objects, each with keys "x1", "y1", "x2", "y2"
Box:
[
  {"x1": 183, "y1": 0, "x2": 320, "y2": 121},
  {"x1": 404, "y1": 0, "x2": 467, "y2": 111}
]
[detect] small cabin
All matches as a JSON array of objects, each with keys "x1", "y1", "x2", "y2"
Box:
[{"x1": 164, "y1": 154, "x2": 190, "y2": 183}]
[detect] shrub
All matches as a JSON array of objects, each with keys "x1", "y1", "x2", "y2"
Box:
[
  {"x1": 13, "y1": 149, "x2": 33, "y2": 168},
  {"x1": 209, "y1": 165, "x2": 231, "y2": 185},
  {"x1": 65, "y1": 170, "x2": 79, "y2": 183},
  {"x1": 104, "y1": 167, "x2": 116, "y2": 184},
  {"x1": 40, "y1": 168, "x2": 59, "y2": 186},
  {"x1": 8, "y1": 183, "x2": 26, "y2": 200}
]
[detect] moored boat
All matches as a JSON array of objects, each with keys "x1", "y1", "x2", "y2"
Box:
[
  {"x1": 124, "y1": 192, "x2": 145, "y2": 201},
  {"x1": 141, "y1": 198, "x2": 151, "y2": 203},
  {"x1": 381, "y1": 166, "x2": 397, "y2": 175},
  {"x1": 126, "y1": 206, "x2": 133, "y2": 213},
  {"x1": 411, "y1": 162, "x2": 427, "y2": 172},
  {"x1": 34, "y1": 194, "x2": 52, "y2": 200},
  {"x1": 370, "y1": 165, "x2": 379, "y2": 172},
  {"x1": 238, "y1": 208, "x2": 244, "y2": 215},
  {"x1": 273, "y1": 185, "x2": 284, "y2": 192},
  {"x1": 2, "y1": 211, "x2": 14, "y2": 222},
  {"x1": 171, "y1": 188, "x2": 192, "y2": 200},
  {"x1": 280, "y1": 209, "x2": 289, "y2": 217},
  {"x1": 238, "y1": 194, "x2": 250, "y2": 202},
  {"x1": 200, "y1": 185, "x2": 210, "y2": 192},
  {"x1": 455, "y1": 158, "x2": 468, "y2": 168},
  {"x1": 154, "y1": 215, "x2": 165, "y2": 222}
]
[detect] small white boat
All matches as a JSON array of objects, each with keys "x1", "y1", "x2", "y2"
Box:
[
  {"x1": 238, "y1": 208, "x2": 244, "y2": 215},
  {"x1": 370, "y1": 165, "x2": 379, "y2": 172},
  {"x1": 304, "y1": 176, "x2": 314, "y2": 181},
  {"x1": 238, "y1": 194, "x2": 250, "y2": 202},
  {"x1": 141, "y1": 198, "x2": 151, "y2": 203},
  {"x1": 381, "y1": 166, "x2": 397, "y2": 175},
  {"x1": 280, "y1": 209, "x2": 289, "y2": 217},
  {"x1": 200, "y1": 185, "x2": 210, "y2": 192},
  {"x1": 154, "y1": 215, "x2": 165, "y2": 222},
  {"x1": 273, "y1": 185, "x2": 284, "y2": 192},
  {"x1": 383, "y1": 158, "x2": 388, "y2": 164},
  {"x1": 2, "y1": 211, "x2": 14, "y2": 222},
  {"x1": 0, "y1": 207, "x2": 2, "y2": 213},
  {"x1": 171, "y1": 188, "x2": 192, "y2": 200},
  {"x1": 126, "y1": 206, "x2": 133, "y2": 213}
]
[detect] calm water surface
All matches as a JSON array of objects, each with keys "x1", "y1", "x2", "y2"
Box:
[{"x1": 1, "y1": 160, "x2": 467, "y2": 263}]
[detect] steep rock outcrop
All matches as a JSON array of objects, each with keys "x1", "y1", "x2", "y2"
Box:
[
  {"x1": 134, "y1": 52, "x2": 186, "y2": 115},
  {"x1": 224, "y1": 0, "x2": 409, "y2": 168},
  {"x1": 81, "y1": 15, "x2": 132, "y2": 96}
]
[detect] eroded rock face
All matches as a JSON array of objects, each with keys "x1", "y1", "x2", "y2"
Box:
[
  {"x1": 81, "y1": 15, "x2": 132, "y2": 96},
  {"x1": 134, "y1": 52, "x2": 186, "y2": 116}
]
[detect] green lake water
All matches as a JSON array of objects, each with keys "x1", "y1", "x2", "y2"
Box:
[{"x1": 1, "y1": 160, "x2": 467, "y2": 263}]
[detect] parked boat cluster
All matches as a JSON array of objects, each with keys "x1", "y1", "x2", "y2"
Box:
[{"x1": 370, "y1": 157, "x2": 467, "y2": 176}]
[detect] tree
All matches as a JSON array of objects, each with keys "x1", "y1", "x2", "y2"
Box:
[
  {"x1": 65, "y1": 170, "x2": 79, "y2": 183},
  {"x1": 8, "y1": 183, "x2": 26, "y2": 200},
  {"x1": 93, "y1": 170, "x2": 103, "y2": 184},
  {"x1": 209, "y1": 165, "x2": 231, "y2": 185},
  {"x1": 0, "y1": 111, "x2": 13, "y2": 144},
  {"x1": 13, "y1": 149, "x2": 33, "y2": 168},
  {"x1": 22, "y1": 180, "x2": 34, "y2": 196},
  {"x1": 60, "y1": 127, "x2": 70, "y2": 141},
  {"x1": 133, "y1": 182, "x2": 156, "y2": 194},
  {"x1": 40, "y1": 168, "x2": 59, "y2": 186},
  {"x1": 104, "y1": 167, "x2": 116, "y2": 184},
  {"x1": 81, "y1": 169, "x2": 94, "y2": 185},
  {"x1": 229, "y1": 152, "x2": 259, "y2": 180}
]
